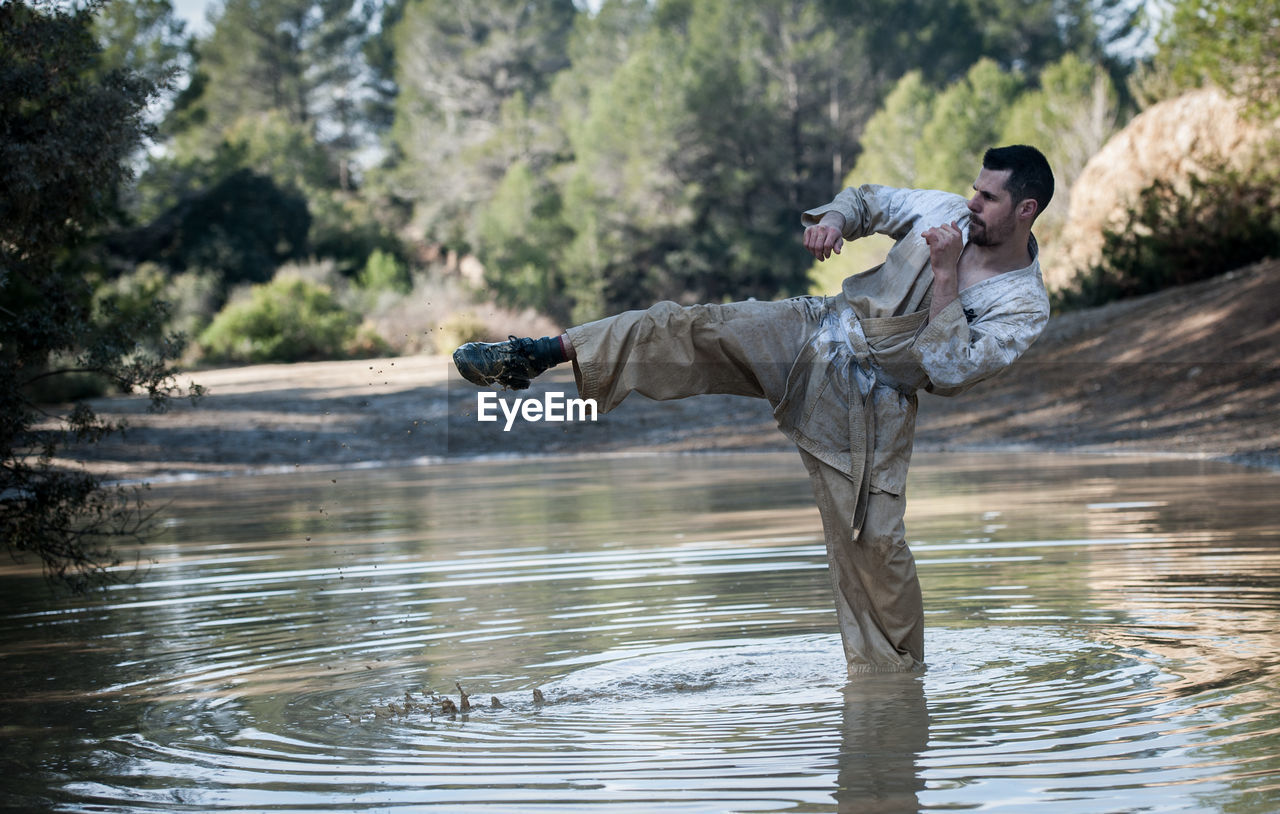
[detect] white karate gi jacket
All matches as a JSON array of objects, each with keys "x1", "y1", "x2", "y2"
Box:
[{"x1": 775, "y1": 185, "x2": 1050, "y2": 508}]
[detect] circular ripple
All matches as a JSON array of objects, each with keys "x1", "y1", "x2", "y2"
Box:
[{"x1": 56, "y1": 626, "x2": 1280, "y2": 812}]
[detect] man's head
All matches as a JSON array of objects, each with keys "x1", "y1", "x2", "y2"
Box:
[{"x1": 967, "y1": 145, "x2": 1054, "y2": 247}]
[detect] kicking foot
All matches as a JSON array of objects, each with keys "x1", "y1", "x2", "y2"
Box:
[{"x1": 452, "y1": 336, "x2": 555, "y2": 390}]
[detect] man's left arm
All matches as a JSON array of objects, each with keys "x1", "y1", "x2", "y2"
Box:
[{"x1": 911, "y1": 291, "x2": 1049, "y2": 397}]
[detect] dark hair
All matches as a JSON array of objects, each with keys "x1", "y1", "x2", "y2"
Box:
[{"x1": 983, "y1": 145, "x2": 1054, "y2": 218}]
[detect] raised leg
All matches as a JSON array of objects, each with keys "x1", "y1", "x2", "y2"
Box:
[{"x1": 567, "y1": 298, "x2": 825, "y2": 413}]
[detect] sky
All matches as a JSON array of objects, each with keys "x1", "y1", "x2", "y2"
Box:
[{"x1": 172, "y1": 0, "x2": 214, "y2": 36}]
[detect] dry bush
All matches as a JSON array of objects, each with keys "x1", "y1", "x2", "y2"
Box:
[{"x1": 367, "y1": 269, "x2": 562, "y2": 356}]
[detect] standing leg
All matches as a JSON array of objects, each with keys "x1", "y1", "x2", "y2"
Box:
[{"x1": 799, "y1": 449, "x2": 924, "y2": 674}]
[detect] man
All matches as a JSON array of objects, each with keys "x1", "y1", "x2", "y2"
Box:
[{"x1": 453, "y1": 145, "x2": 1053, "y2": 674}]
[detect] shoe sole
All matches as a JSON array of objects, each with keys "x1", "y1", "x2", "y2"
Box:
[{"x1": 452, "y1": 347, "x2": 530, "y2": 390}]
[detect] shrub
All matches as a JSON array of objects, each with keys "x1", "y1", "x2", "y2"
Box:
[
  {"x1": 199, "y1": 276, "x2": 363, "y2": 364},
  {"x1": 434, "y1": 312, "x2": 488, "y2": 355},
  {"x1": 357, "y1": 248, "x2": 411, "y2": 294},
  {"x1": 1055, "y1": 164, "x2": 1280, "y2": 310},
  {"x1": 116, "y1": 168, "x2": 312, "y2": 288}
]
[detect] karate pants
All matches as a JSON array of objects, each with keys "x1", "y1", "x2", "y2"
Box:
[{"x1": 566, "y1": 300, "x2": 925, "y2": 673}]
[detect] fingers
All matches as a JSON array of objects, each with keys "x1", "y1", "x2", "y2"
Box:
[
  {"x1": 803, "y1": 225, "x2": 843, "y2": 261},
  {"x1": 924, "y1": 220, "x2": 964, "y2": 271},
  {"x1": 923, "y1": 221, "x2": 962, "y2": 246}
]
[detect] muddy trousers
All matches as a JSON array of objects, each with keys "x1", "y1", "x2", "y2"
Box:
[{"x1": 565, "y1": 300, "x2": 925, "y2": 673}]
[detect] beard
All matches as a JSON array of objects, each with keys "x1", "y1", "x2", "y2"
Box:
[{"x1": 970, "y1": 214, "x2": 1011, "y2": 247}]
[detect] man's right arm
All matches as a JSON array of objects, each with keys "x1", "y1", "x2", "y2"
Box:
[
  {"x1": 801, "y1": 184, "x2": 969, "y2": 263},
  {"x1": 800, "y1": 184, "x2": 913, "y2": 262}
]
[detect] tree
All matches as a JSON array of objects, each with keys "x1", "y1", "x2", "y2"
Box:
[
  {"x1": 387, "y1": 0, "x2": 578, "y2": 241},
  {"x1": 846, "y1": 71, "x2": 934, "y2": 189},
  {"x1": 174, "y1": 0, "x2": 376, "y2": 156},
  {"x1": 916, "y1": 58, "x2": 1024, "y2": 192},
  {"x1": 91, "y1": 0, "x2": 188, "y2": 90},
  {"x1": 1002, "y1": 53, "x2": 1121, "y2": 234},
  {"x1": 473, "y1": 161, "x2": 573, "y2": 317},
  {"x1": 1154, "y1": 0, "x2": 1280, "y2": 118},
  {"x1": 556, "y1": 19, "x2": 698, "y2": 321},
  {"x1": 849, "y1": 0, "x2": 1119, "y2": 86},
  {"x1": 553, "y1": 0, "x2": 881, "y2": 319},
  {"x1": 136, "y1": 0, "x2": 392, "y2": 277},
  {"x1": 1, "y1": 1, "x2": 195, "y2": 589},
  {"x1": 112, "y1": 167, "x2": 312, "y2": 288}
]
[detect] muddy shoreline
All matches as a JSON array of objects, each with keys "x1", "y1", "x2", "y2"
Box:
[{"x1": 53, "y1": 260, "x2": 1280, "y2": 481}]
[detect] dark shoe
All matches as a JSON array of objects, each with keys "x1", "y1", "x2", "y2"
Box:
[{"x1": 452, "y1": 336, "x2": 549, "y2": 390}]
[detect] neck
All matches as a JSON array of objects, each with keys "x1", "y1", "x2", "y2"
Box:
[{"x1": 970, "y1": 229, "x2": 1033, "y2": 274}]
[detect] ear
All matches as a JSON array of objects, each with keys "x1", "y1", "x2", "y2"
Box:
[{"x1": 1017, "y1": 199, "x2": 1038, "y2": 221}]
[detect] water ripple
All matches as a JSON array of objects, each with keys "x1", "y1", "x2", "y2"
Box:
[{"x1": 1, "y1": 453, "x2": 1277, "y2": 812}]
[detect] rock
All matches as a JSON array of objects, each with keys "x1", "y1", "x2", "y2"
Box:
[{"x1": 1045, "y1": 87, "x2": 1278, "y2": 292}]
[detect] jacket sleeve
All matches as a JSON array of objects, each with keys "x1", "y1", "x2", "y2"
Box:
[
  {"x1": 911, "y1": 295, "x2": 1049, "y2": 397},
  {"x1": 802, "y1": 185, "x2": 965, "y2": 242}
]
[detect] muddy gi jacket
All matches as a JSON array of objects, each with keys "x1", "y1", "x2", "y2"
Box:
[{"x1": 773, "y1": 184, "x2": 1050, "y2": 522}]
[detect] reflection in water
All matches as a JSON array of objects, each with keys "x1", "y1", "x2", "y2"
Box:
[
  {"x1": 0, "y1": 452, "x2": 1277, "y2": 812},
  {"x1": 836, "y1": 675, "x2": 928, "y2": 812}
]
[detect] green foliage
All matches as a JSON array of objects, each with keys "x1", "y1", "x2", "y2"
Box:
[
  {"x1": 117, "y1": 168, "x2": 312, "y2": 287},
  {"x1": 91, "y1": 0, "x2": 186, "y2": 89},
  {"x1": 389, "y1": 0, "x2": 577, "y2": 237},
  {"x1": 357, "y1": 249, "x2": 411, "y2": 294},
  {"x1": 551, "y1": 0, "x2": 888, "y2": 319},
  {"x1": 199, "y1": 277, "x2": 366, "y2": 364},
  {"x1": 221, "y1": 110, "x2": 337, "y2": 192},
  {"x1": 433, "y1": 312, "x2": 489, "y2": 356},
  {"x1": 917, "y1": 59, "x2": 1024, "y2": 192},
  {"x1": 172, "y1": 0, "x2": 375, "y2": 148},
  {"x1": 557, "y1": 24, "x2": 697, "y2": 321},
  {"x1": 848, "y1": 72, "x2": 934, "y2": 190},
  {"x1": 1, "y1": 0, "x2": 193, "y2": 589},
  {"x1": 160, "y1": 269, "x2": 223, "y2": 345},
  {"x1": 1055, "y1": 167, "x2": 1280, "y2": 310},
  {"x1": 841, "y1": 60, "x2": 1025, "y2": 205},
  {"x1": 308, "y1": 192, "x2": 404, "y2": 277},
  {"x1": 114, "y1": 0, "x2": 1131, "y2": 332},
  {"x1": 136, "y1": 0, "x2": 391, "y2": 282},
  {"x1": 1154, "y1": 0, "x2": 1280, "y2": 118},
  {"x1": 473, "y1": 160, "x2": 572, "y2": 315},
  {"x1": 816, "y1": 52, "x2": 1124, "y2": 292},
  {"x1": 1003, "y1": 54, "x2": 1119, "y2": 187},
  {"x1": 844, "y1": 53, "x2": 1120, "y2": 204}
]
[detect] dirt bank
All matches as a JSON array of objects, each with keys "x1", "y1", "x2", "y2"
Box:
[{"x1": 54, "y1": 259, "x2": 1280, "y2": 481}]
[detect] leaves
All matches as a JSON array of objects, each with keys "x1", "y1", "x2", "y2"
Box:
[
  {"x1": 1156, "y1": 0, "x2": 1280, "y2": 119},
  {"x1": 1, "y1": 1, "x2": 190, "y2": 590}
]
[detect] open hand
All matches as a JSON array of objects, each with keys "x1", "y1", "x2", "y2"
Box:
[{"x1": 803, "y1": 219, "x2": 845, "y2": 261}]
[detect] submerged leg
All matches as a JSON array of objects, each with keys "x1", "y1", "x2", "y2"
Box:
[{"x1": 800, "y1": 449, "x2": 924, "y2": 674}]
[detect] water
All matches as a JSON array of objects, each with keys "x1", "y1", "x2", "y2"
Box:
[{"x1": 1, "y1": 451, "x2": 1278, "y2": 812}]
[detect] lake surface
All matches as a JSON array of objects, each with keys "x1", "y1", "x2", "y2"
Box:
[{"x1": 1, "y1": 451, "x2": 1278, "y2": 812}]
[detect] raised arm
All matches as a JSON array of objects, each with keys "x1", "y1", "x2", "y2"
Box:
[{"x1": 801, "y1": 184, "x2": 966, "y2": 262}]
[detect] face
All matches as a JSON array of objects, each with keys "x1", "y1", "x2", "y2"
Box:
[{"x1": 967, "y1": 168, "x2": 1024, "y2": 247}]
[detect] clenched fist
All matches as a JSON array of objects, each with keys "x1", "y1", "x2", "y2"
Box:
[{"x1": 921, "y1": 220, "x2": 964, "y2": 274}]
